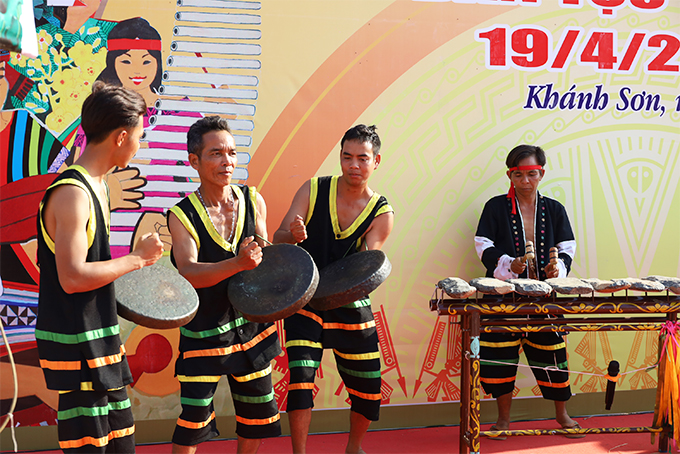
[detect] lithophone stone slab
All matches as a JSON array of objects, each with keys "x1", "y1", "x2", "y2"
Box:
[
  {"x1": 438, "y1": 277, "x2": 476, "y2": 299},
  {"x1": 507, "y1": 279, "x2": 553, "y2": 297},
  {"x1": 645, "y1": 275, "x2": 680, "y2": 295},
  {"x1": 469, "y1": 277, "x2": 515, "y2": 295},
  {"x1": 582, "y1": 278, "x2": 631, "y2": 293},
  {"x1": 545, "y1": 278, "x2": 594, "y2": 295},
  {"x1": 623, "y1": 278, "x2": 666, "y2": 292}
]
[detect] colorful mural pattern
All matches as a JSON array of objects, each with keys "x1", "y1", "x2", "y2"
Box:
[{"x1": 0, "y1": 0, "x2": 677, "y2": 433}]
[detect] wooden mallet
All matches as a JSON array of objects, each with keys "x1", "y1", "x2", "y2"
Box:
[
  {"x1": 546, "y1": 247, "x2": 559, "y2": 274},
  {"x1": 521, "y1": 241, "x2": 535, "y2": 264}
]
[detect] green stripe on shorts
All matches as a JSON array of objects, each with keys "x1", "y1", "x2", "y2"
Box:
[
  {"x1": 180, "y1": 317, "x2": 249, "y2": 339},
  {"x1": 181, "y1": 396, "x2": 214, "y2": 407},
  {"x1": 288, "y1": 360, "x2": 321, "y2": 369},
  {"x1": 341, "y1": 298, "x2": 371, "y2": 309},
  {"x1": 35, "y1": 325, "x2": 120, "y2": 345},
  {"x1": 528, "y1": 360, "x2": 569, "y2": 370},
  {"x1": 337, "y1": 364, "x2": 381, "y2": 379},
  {"x1": 232, "y1": 390, "x2": 275, "y2": 404},
  {"x1": 58, "y1": 398, "x2": 131, "y2": 420},
  {"x1": 480, "y1": 358, "x2": 519, "y2": 367}
]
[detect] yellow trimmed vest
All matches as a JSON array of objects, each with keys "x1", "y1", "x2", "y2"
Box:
[
  {"x1": 168, "y1": 185, "x2": 281, "y2": 376},
  {"x1": 35, "y1": 166, "x2": 132, "y2": 391},
  {"x1": 285, "y1": 176, "x2": 394, "y2": 349}
]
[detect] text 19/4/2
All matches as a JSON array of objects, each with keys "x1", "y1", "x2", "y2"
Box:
[{"x1": 476, "y1": 26, "x2": 679, "y2": 75}]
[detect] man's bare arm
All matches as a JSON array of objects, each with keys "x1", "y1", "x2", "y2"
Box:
[
  {"x1": 45, "y1": 185, "x2": 163, "y2": 294},
  {"x1": 273, "y1": 180, "x2": 311, "y2": 244},
  {"x1": 254, "y1": 192, "x2": 269, "y2": 247},
  {"x1": 363, "y1": 212, "x2": 394, "y2": 251},
  {"x1": 168, "y1": 211, "x2": 262, "y2": 289}
]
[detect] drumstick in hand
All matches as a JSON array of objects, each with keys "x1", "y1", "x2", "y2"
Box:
[
  {"x1": 546, "y1": 247, "x2": 559, "y2": 274},
  {"x1": 521, "y1": 241, "x2": 535, "y2": 264}
]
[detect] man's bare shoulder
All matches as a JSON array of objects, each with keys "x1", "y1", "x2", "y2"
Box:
[
  {"x1": 45, "y1": 183, "x2": 90, "y2": 211},
  {"x1": 42, "y1": 183, "x2": 91, "y2": 239}
]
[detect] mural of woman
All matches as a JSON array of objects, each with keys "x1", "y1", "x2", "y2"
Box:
[
  {"x1": 97, "y1": 17, "x2": 163, "y2": 110},
  {"x1": 95, "y1": 16, "x2": 175, "y2": 258}
]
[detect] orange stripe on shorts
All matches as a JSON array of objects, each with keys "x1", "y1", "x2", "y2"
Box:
[
  {"x1": 58, "y1": 425, "x2": 135, "y2": 449},
  {"x1": 288, "y1": 383, "x2": 315, "y2": 391},
  {"x1": 177, "y1": 411, "x2": 216, "y2": 429},
  {"x1": 40, "y1": 359, "x2": 81, "y2": 371},
  {"x1": 323, "y1": 320, "x2": 376, "y2": 331},
  {"x1": 536, "y1": 379, "x2": 570, "y2": 388},
  {"x1": 236, "y1": 413, "x2": 281, "y2": 426},
  {"x1": 298, "y1": 309, "x2": 323, "y2": 325},
  {"x1": 346, "y1": 387, "x2": 381, "y2": 401},
  {"x1": 480, "y1": 376, "x2": 516, "y2": 384}
]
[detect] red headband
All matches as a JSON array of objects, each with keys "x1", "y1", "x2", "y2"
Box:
[
  {"x1": 506, "y1": 165, "x2": 544, "y2": 215},
  {"x1": 108, "y1": 38, "x2": 162, "y2": 52}
]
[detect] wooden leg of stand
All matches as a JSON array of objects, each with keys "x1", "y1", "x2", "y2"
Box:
[
  {"x1": 460, "y1": 313, "x2": 471, "y2": 454},
  {"x1": 469, "y1": 311, "x2": 481, "y2": 454},
  {"x1": 658, "y1": 312, "x2": 676, "y2": 453}
]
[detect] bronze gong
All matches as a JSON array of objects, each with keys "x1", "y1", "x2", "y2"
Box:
[
  {"x1": 115, "y1": 264, "x2": 199, "y2": 329},
  {"x1": 228, "y1": 243, "x2": 319, "y2": 323},
  {"x1": 309, "y1": 249, "x2": 392, "y2": 311}
]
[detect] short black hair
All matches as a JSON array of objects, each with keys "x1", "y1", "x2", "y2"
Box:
[
  {"x1": 187, "y1": 116, "x2": 232, "y2": 156},
  {"x1": 506, "y1": 144, "x2": 546, "y2": 169},
  {"x1": 80, "y1": 81, "x2": 147, "y2": 144},
  {"x1": 340, "y1": 124, "x2": 381, "y2": 156}
]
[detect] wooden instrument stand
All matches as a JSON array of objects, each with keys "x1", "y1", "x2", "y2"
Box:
[{"x1": 429, "y1": 290, "x2": 679, "y2": 454}]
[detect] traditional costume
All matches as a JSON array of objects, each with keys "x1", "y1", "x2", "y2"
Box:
[
  {"x1": 168, "y1": 185, "x2": 281, "y2": 446},
  {"x1": 36, "y1": 165, "x2": 135, "y2": 453},
  {"x1": 284, "y1": 175, "x2": 393, "y2": 421},
  {"x1": 474, "y1": 191, "x2": 576, "y2": 400}
]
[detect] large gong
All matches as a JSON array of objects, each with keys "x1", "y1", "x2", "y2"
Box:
[
  {"x1": 309, "y1": 250, "x2": 392, "y2": 311},
  {"x1": 115, "y1": 264, "x2": 199, "y2": 329},
  {"x1": 228, "y1": 243, "x2": 319, "y2": 323}
]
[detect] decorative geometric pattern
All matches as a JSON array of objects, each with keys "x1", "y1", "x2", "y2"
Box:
[{"x1": 0, "y1": 304, "x2": 38, "y2": 327}]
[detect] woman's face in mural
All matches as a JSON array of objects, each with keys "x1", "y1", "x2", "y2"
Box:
[{"x1": 114, "y1": 50, "x2": 158, "y2": 92}]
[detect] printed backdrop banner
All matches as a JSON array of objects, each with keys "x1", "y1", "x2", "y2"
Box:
[{"x1": 0, "y1": 0, "x2": 678, "y2": 428}]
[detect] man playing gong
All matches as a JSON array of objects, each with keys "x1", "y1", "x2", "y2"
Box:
[
  {"x1": 274, "y1": 124, "x2": 394, "y2": 454},
  {"x1": 167, "y1": 116, "x2": 281, "y2": 453},
  {"x1": 474, "y1": 144, "x2": 582, "y2": 437},
  {"x1": 36, "y1": 82, "x2": 164, "y2": 453}
]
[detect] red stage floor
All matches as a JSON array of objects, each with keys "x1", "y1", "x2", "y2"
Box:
[{"x1": 30, "y1": 412, "x2": 668, "y2": 453}]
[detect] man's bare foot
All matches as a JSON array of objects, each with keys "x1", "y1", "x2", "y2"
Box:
[
  {"x1": 556, "y1": 415, "x2": 577, "y2": 429},
  {"x1": 346, "y1": 448, "x2": 366, "y2": 454},
  {"x1": 492, "y1": 420, "x2": 510, "y2": 430}
]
